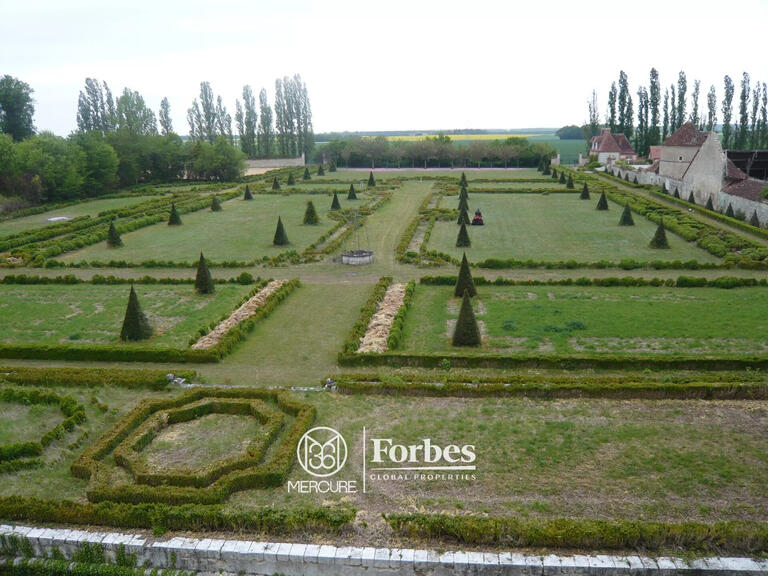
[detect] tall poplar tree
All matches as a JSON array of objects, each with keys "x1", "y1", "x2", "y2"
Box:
[
  {"x1": 676, "y1": 71, "x2": 687, "y2": 129},
  {"x1": 158, "y1": 97, "x2": 173, "y2": 135},
  {"x1": 617, "y1": 71, "x2": 629, "y2": 135},
  {"x1": 706, "y1": 85, "x2": 717, "y2": 131},
  {"x1": 690, "y1": 80, "x2": 700, "y2": 128},
  {"x1": 736, "y1": 72, "x2": 751, "y2": 149},
  {"x1": 607, "y1": 82, "x2": 617, "y2": 132},
  {"x1": 670, "y1": 85, "x2": 677, "y2": 132},
  {"x1": 722, "y1": 75, "x2": 735, "y2": 149},
  {"x1": 648, "y1": 68, "x2": 661, "y2": 146},
  {"x1": 662, "y1": 88, "x2": 670, "y2": 140},
  {"x1": 258, "y1": 88, "x2": 274, "y2": 157}
]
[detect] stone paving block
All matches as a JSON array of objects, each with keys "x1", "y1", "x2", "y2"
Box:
[
  {"x1": 275, "y1": 542, "x2": 293, "y2": 561},
  {"x1": 261, "y1": 541, "x2": 280, "y2": 562},
  {"x1": 303, "y1": 543, "x2": 320, "y2": 563},
  {"x1": 247, "y1": 541, "x2": 268, "y2": 561},
  {"x1": 720, "y1": 557, "x2": 763, "y2": 572},
  {"x1": 396, "y1": 548, "x2": 416, "y2": 568},
  {"x1": 414, "y1": 548, "x2": 440, "y2": 569},
  {"x1": 374, "y1": 547, "x2": 390, "y2": 568},
  {"x1": 590, "y1": 554, "x2": 618, "y2": 571},
  {"x1": 361, "y1": 546, "x2": 376, "y2": 567},
  {"x1": 335, "y1": 546, "x2": 363, "y2": 566},
  {"x1": 316, "y1": 544, "x2": 337, "y2": 565}
]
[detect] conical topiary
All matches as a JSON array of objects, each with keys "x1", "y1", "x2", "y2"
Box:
[
  {"x1": 458, "y1": 194, "x2": 469, "y2": 212},
  {"x1": 272, "y1": 177, "x2": 280, "y2": 190},
  {"x1": 168, "y1": 202, "x2": 182, "y2": 225},
  {"x1": 543, "y1": 164, "x2": 551, "y2": 175},
  {"x1": 649, "y1": 218, "x2": 670, "y2": 249},
  {"x1": 244, "y1": 185, "x2": 253, "y2": 199},
  {"x1": 619, "y1": 202, "x2": 635, "y2": 226},
  {"x1": 287, "y1": 173, "x2": 295, "y2": 186},
  {"x1": 705, "y1": 196, "x2": 714, "y2": 210},
  {"x1": 559, "y1": 171, "x2": 566, "y2": 184},
  {"x1": 750, "y1": 210, "x2": 761, "y2": 228},
  {"x1": 454, "y1": 252, "x2": 477, "y2": 298},
  {"x1": 596, "y1": 191, "x2": 609, "y2": 210},
  {"x1": 317, "y1": 165, "x2": 325, "y2": 176},
  {"x1": 273, "y1": 216, "x2": 289, "y2": 245},
  {"x1": 303, "y1": 167, "x2": 311, "y2": 180},
  {"x1": 566, "y1": 175, "x2": 574, "y2": 189},
  {"x1": 725, "y1": 203, "x2": 734, "y2": 217},
  {"x1": 211, "y1": 196, "x2": 222, "y2": 211},
  {"x1": 688, "y1": 191, "x2": 695, "y2": 204},
  {"x1": 329, "y1": 161, "x2": 337, "y2": 172},
  {"x1": 459, "y1": 184, "x2": 468, "y2": 200},
  {"x1": 120, "y1": 286, "x2": 152, "y2": 341},
  {"x1": 330, "y1": 192, "x2": 341, "y2": 210},
  {"x1": 661, "y1": 182, "x2": 667, "y2": 194},
  {"x1": 303, "y1": 200, "x2": 319, "y2": 225},
  {"x1": 459, "y1": 172, "x2": 467, "y2": 187},
  {"x1": 624, "y1": 173, "x2": 629, "y2": 181},
  {"x1": 458, "y1": 207, "x2": 470, "y2": 226},
  {"x1": 673, "y1": 188, "x2": 680, "y2": 198},
  {"x1": 456, "y1": 222, "x2": 471, "y2": 247},
  {"x1": 580, "y1": 183, "x2": 590, "y2": 200},
  {"x1": 633, "y1": 175, "x2": 638, "y2": 184},
  {"x1": 368, "y1": 171, "x2": 376, "y2": 187},
  {"x1": 452, "y1": 289, "x2": 480, "y2": 347},
  {"x1": 537, "y1": 160, "x2": 544, "y2": 172},
  {"x1": 107, "y1": 220, "x2": 122, "y2": 248},
  {"x1": 348, "y1": 183, "x2": 357, "y2": 200},
  {"x1": 551, "y1": 168, "x2": 558, "y2": 179},
  {"x1": 195, "y1": 252, "x2": 215, "y2": 294}
]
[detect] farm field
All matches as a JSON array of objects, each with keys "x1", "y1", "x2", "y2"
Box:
[
  {"x1": 55, "y1": 192, "x2": 366, "y2": 264},
  {"x1": 400, "y1": 285, "x2": 768, "y2": 356},
  {"x1": 427, "y1": 193, "x2": 721, "y2": 264},
  {"x1": 0, "y1": 283, "x2": 252, "y2": 347},
  {"x1": 0, "y1": 195, "x2": 156, "y2": 237}
]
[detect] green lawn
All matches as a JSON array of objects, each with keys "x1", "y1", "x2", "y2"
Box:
[
  {"x1": 0, "y1": 402, "x2": 64, "y2": 444},
  {"x1": 56, "y1": 193, "x2": 367, "y2": 264},
  {"x1": 427, "y1": 193, "x2": 720, "y2": 264},
  {"x1": 0, "y1": 196, "x2": 156, "y2": 238},
  {"x1": 528, "y1": 135, "x2": 587, "y2": 164},
  {"x1": 401, "y1": 285, "x2": 768, "y2": 356},
  {"x1": 312, "y1": 168, "x2": 542, "y2": 180},
  {"x1": 0, "y1": 284, "x2": 251, "y2": 347}
]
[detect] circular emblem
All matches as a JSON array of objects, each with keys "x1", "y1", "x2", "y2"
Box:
[{"x1": 297, "y1": 426, "x2": 347, "y2": 477}]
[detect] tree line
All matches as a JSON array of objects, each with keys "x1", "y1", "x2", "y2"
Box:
[
  {"x1": 587, "y1": 69, "x2": 768, "y2": 156},
  {"x1": 317, "y1": 135, "x2": 556, "y2": 169}
]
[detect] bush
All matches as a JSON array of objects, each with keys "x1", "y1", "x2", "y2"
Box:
[
  {"x1": 119, "y1": 286, "x2": 152, "y2": 341},
  {"x1": 725, "y1": 203, "x2": 734, "y2": 217},
  {"x1": 459, "y1": 172, "x2": 467, "y2": 187},
  {"x1": 458, "y1": 194, "x2": 469, "y2": 212},
  {"x1": 649, "y1": 218, "x2": 670, "y2": 249},
  {"x1": 674, "y1": 188, "x2": 680, "y2": 198},
  {"x1": 559, "y1": 172, "x2": 566, "y2": 184},
  {"x1": 454, "y1": 252, "x2": 476, "y2": 298},
  {"x1": 580, "y1": 182, "x2": 590, "y2": 199},
  {"x1": 551, "y1": 168, "x2": 557, "y2": 179},
  {"x1": 272, "y1": 216, "x2": 289, "y2": 246},
  {"x1": 0, "y1": 366, "x2": 190, "y2": 389},
  {"x1": 106, "y1": 221, "x2": 122, "y2": 248},
  {"x1": 688, "y1": 191, "x2": 696, "y2": 204},
  {"x1": 596, "y1": 191, "x2": 609, "y2": 210},
  {"x1": 167, "y1": 203, "x2": 182, "y2": 225},
  {"x1": 330, "y1": 192, "x2": 341, "y2": 210},
  {"x1": 566, "y1": 175, "x2": 574, "y2": 189},
  {"x1": 194, "y1": 253, "x2": 215, "y2": 294},
  {"x1": 452, "y1": 289, "x2": 480, "y2": 347},
  {"x1": 303, "y1": 167, "x2": 311, "y2": 180},
  {"x1": 317, "y1": 165, "x2": 325, "y2": 176},
  {"x1": 368, "y1": 171, "x2": 376, "y2": 187},
  {"x1": 210, "y1": 196, "x2": 222, "y2": 211},
  {"x1": 705, "y1": 196, "x2": 714, "y2": 210},
  {"x1": 750, "y1": 210, "x2": 761, "y2": 228},
  {"x1": 456, "y1": 222, "x2": 471, "y2": 247},
  {"x1": 287, "y1": 172, "x2": 295, "y2": 186},
  {"x1": 457, "y1": 207, "x2": 470, "y2": 226},
  {"x1": 347, "y1": 183, "x2": 357, "y2": 200},
  {"x1": 618, "y1": 202, "x2": 635, "y2": 226},
  {"x1": 303, "y1": 200, "x2": 319, "y2": 225}
]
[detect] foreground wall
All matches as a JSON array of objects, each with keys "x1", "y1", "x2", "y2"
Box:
[{"x1": 2, "y1": 524, "x2": 767, "y2": 576}]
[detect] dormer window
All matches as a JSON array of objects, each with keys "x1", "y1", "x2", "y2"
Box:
[{"x1": 679, "y1": 155, "x2": 684, "y2": 161}]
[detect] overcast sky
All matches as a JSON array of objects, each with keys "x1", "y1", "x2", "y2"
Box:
[{"x1": 2, "y1": 0, "x2": 767, "y2": 136}]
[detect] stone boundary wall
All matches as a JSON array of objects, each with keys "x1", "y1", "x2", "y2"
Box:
[
  {"x1": 244, "y1": 156, "x2": 304, "y2": 175},
  {"x1": 2, "y1": 524, "x2": 767, "y2": 575}
]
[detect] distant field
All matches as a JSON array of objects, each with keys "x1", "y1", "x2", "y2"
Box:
[
  {"x1": 427, "y1": 193, "x2": 719, "y2": 264},
  {"x1": 384, "y1": 133, "x2": 544, "y2": 142},
  {"x1": 0, "y1": 196, "x2": 156, "y2": 238}
]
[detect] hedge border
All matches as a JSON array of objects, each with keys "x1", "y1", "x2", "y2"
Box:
[
  {"x1": 0, "y1": 367, "x2": 193, "y2": 390},
  {"x1": 385, "y1": 513, "x2": 768, "y2": 555},
  {"x1": 386, "y1": 281, "x2": 416, "y2": 350},
  {"x1": 419, "y1": 274, "x2": 768, "y2": 289},
  {"x1": 341, "y1": 277, "x2": 392, "y2": 355}
]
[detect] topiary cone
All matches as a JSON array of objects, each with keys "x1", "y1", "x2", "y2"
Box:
[
  {"x1": 673, "y1": 188, "x2": 680, "y2": 198},
  {"x1": 273, "y1": 216, "x2": 289, "y2": 245},
  {"x1": 456, "y1": 222, "x2": 471, "y2": 247},
  {"x1": 303, "y1": 200, "x2": 319, "y2": 225},
  {"x1": 168, "y1": 202, "x2": 182, "y2": 225},
  {"x1": 195, "y1": 252, "x2": 215, "y2": 294},
  {"x1": 454, "y1": 252, "x2": 477, "y2": 298},
  {"x1": 458, "y1": 207, "x2": 470, "y2": 226},
  {"x1": 580, "y1": 183, "x2": 590, "y2": 199},
  {"x1": 120, "y1": 286, "x2": 152, "y2": 341},
  {"x1": 459, "y1": 184, "x2": 468, "y2": 200},
  {"x1": 596, "y1": 191, "x2": 609, "y2": 210},
  {"x1": 272, "y1": 177, "x2": 280, "y2": 190},
  {"x1": 303, "y1": 167, "x2": 311, "y2": 180},
  {"x1": 452, "y1": 289, "x2": 480, "y2": 347},
  {"x1": 705, "y1": 196, "x2": 714, "y2": 210},
  {"x1": 287, "y1": 173, "x2": 295, "y2": 186},
  {"x1": 211, "y1": 196, "x2": 222, "y2": 211},
  {"x1": 725, "y1": 203, "x2": 734, "y2": 217},
  {"x1": 317, "y1": 165, "x2": 325, "y2": 176},
  {"x1": 559, "y1": 171, "x2": 566, "y2": 184},
  {"x1": 688, "y1": 191, "x2": 695, "y2": 204},
  {"x1": 368, "y1": 171, "x2": 376, "y2": 187},
  {"x1": 750, "y1": 210, "x2": 761, "y2": 228},
  {"x1": 459, "y1": 172, "x2": 467, "y2": 187},
  {"x1": 107, "y1": 220, "x2": 122, "y2": 248},
  {"x1": 458, "y1": 194, "x2": 469, "y2": 212},
  {"x1": 330, "y1": 192, "x2": 341, "y2": 210},
  {"x1": 649, "y1": 218, "x2": 670, "y2": 249},
  {"x1": 566, "y1": 175, "x2": 574, "y2": 189},
  {"x1": 551, "y1": 168, "x2": 558, "y2": 179},
  {"x1": 244, "y1": 185, "x2": 254, "y2": 199},
  {"x1": 348, "y1": 183, "x2": 357, "y2": 200},
  {"x1": 619, "y1": 202, "x2": 635, "y2": 226}
]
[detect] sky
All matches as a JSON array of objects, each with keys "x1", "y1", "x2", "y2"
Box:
[{"x1": 2, "y1": 0, "x2": 767, "y2": 136}]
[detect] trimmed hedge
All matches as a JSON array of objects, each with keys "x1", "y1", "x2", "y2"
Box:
[
  {"x1": 420, "y1": 274, "x2": 767, "y2": 289},
  {"x1": 341, "y1": 277, "x2": 392, "y2": 354},
  {"x1": 0, "y1": 558, "x2": 192, "y2": 576},
  {"x1": 385, "y1": 513, "x2": 768, "y2": 554},
  {"x1": 0, "y1": 496, "x2": 355, "y2": 535},
  {"x1": 71, "y1": 387, "x2": 315, "y2": 505},
  {"x1": 0, "y1": 366, "x2": 192, "y2": 390},
  {"x1": 386, "y1": 281, "x2": 415, "y2": 350}
]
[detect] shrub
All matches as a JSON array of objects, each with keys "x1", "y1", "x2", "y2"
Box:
[
  {"x1": 303, "y1": 167, "x2": 311, "y2": 180},
  {"x1": 688, "y1": 191, "x2": 696, "y2": 204},
  {"x1": 596, "y1": 191, "x2": 609, "y2": 210},
  {"x1": 674, "y1": 188, "x2": 680, "y2": 198},
  {"x1": 452, "y1": 289, "x2": 480, "y2": 347},
  {"x1": 317, "y1": 165, "x2": 325, "y2": 176},
  {"x1": 273, "y1": 216, "x2": 289, "y2": 245},
  {"x1": 580, "y1": 183, "x2": 590, "y2": 199},
  {"x1": 559, "y1": 172, "x2": 566, "y2": 184},
  {"x1": 287, "y1": 173, "x2": 295, "y2": 185},
  {"x1": 458, "y1": 194, "x2": 469, "y2": 213},
  {"x1": 661, "y1": 182, "x2": 667, "y2": 193},
  {"x1": 347, "y1": 183, "x2": 357, "y2": 200},
  {"x1": 456, "y1": 222, "x2": 471, "y2": 247},
  {"x1": 551, "y1": 168, "x2": 558, "y2": 179},
  {"x1": 368, "y1": 171, "x2": 376, "y2": 187},
  {"x1": 167, "y1": 203, "x2": 182, "y2": 226},
  {"x1": 194, "y1": 253, "x2": 215, "y2": 294},
  {"x1": 303, "y1": 200, "x2": 319, "y2": 225},
  {"x1": 457, "y1": 207, "x2": 470, "y2": 226},
  {"x1": 624, "y1": 172, "x2": 629, "y2": 181},
  {"x1": 329, "y1": 161, "x2": 337, "y2": 172},
  {"x1": 459, "y1": 172, "x2": 467, "y2": 187},
  {"x1": 454, "y1": 252, "x2": 476, "y2": 298},
  {"x1": 119, "y1": 286, "x2": 153, "y2": 342},
  {"x1": 726, "y1": 203, "x2": 734, "y2": 217},
  {"x1": 330, "y1": 192, "x2": 341, "y2": 210},
  {"x1": 633, "y1": 175, "x2": 638, "y2": 184},
  {"x1": 106, "y1": 220, "x2": 122, "y2": 248},
  {"x1": 543, "y1": 164, "x2": 551, "y2": 175},
  {"x1": 618, "y1": 202, "x2": 635, "y2": 226},
  {"x1": 244, "y1": 185, "x2": 253, "y2": 200},
  {"x1": 705, "y1": 196, "x2": 714, "y2": 210},
  {"x1": 750, "y1": 210, "x2": 761, "y2": 228},
  {"x1": 271, "y1": 177, "x2": 280, "y2": 190},
  {"x1": 210, "y1": 196, "x2": 222, "y2": 212},
  {"x1": 649, "y1": 218, "x2": 670, "y2": 249},
  {"x1": 235, "y1": 271, "x2": 255, "y2": 285},
  {"x1": 566, "y1": 175, "x2": 574, "y2": 189}
]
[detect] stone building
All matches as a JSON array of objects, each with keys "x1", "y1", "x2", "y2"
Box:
[{"x1": 587, "y1": 128, "x2": 637, "y2": 164}]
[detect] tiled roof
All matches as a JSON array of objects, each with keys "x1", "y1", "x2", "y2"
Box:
[
  {"x1": 722, "y1": 178, "x2": 767, "y2": 202},
  {"x1": 590, "y1": 130, "x2": 636, "y2": 155},
  {"x1": 725, "y1": 158, "x2": 749, "y2": 181},
  {"x1": 662, "y1": 122, "x2": 709, "y2": 147}
]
